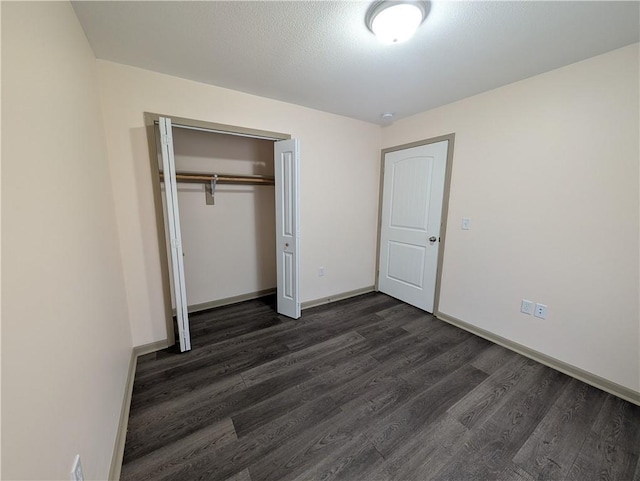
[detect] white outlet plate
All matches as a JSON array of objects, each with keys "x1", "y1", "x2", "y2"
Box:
[
  {"x1": 534, "y1": 303, "x2": 548, "y2": 319},
  {"x1": 71, "y1": 455, "x2": 84, "y2": 481},
  {"x1": 462, "y1": 217, "x2": 471, "y2": 230},
  {"x1": 318, "y1": 267, "x2": 325, "y2": 277},
  {"x1": 521, "y1": 299, "x2": 534, "y2": 315}
]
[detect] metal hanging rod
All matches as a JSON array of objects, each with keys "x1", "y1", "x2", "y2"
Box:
[{"x1": 159, "y1": 171, "x2": 275, "y2": 186}]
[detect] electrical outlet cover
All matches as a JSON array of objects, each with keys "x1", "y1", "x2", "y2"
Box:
[
  {"x1": 521, "y1": 299, "x2": 534, "y2": 315},
  {"x1": 534, "y1": 303, "x2": 548, "y2": 319}
]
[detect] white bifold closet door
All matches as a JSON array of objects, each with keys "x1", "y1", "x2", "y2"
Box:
[
  {"x1": 158, "y1": 116, "x2": 191, "y2": 352},
  {"x1": 274, "y1": 139, "x2": 301, "y2": 319},
  {"x1": 159, "y1": 117, "x2": 302, "y2": 352}
]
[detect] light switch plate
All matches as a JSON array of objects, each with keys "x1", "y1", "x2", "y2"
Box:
[{"x1": 462, "y1": 217, "x2": 471, "y2": 230}]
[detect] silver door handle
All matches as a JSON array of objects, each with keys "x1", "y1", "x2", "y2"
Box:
[{"x1": 429, "y1": 236, "x2": 437, "y2": 243}]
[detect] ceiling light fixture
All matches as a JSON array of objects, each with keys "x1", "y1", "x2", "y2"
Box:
[{"x1": 366, "y1": 1, "x2": 429, "y2": 44}]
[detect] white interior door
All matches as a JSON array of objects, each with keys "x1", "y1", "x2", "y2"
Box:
[
  {"x1": 274, "y1": 139, "x2": 301, "y2": 319},
  {"x1": 159, "y1": 116, "x2": 191, "y2": 351},
  {"x1": 378, "y1": 140, "x2": 448, "y2": 313}
]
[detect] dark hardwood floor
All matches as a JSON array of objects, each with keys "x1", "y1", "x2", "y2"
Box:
[{"x1": 121, "y1": 293, "x2": 640, "y2": 481}]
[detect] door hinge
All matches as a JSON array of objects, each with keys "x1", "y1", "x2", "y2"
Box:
[{"x1": 161, "y1": 134, "x2": 170, "y2": 146}]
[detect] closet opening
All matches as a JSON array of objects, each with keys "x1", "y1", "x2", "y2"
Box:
[{"x1": 145, "y1": 113, "x2": 300, "y2": 351}]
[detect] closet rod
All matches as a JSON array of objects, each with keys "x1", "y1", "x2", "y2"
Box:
[{"x1": 159, "y1": 172, "x2": 275, "y2": 186}]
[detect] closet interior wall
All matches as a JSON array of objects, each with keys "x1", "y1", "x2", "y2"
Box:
[{"x1": 157, "y1": 126, "x2": 277, "y2": 311}]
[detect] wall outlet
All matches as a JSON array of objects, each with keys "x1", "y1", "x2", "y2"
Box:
[
  {"x1": 71, "y1": 455, "x2": 84, "y2": 481},
  {"x1": 318, "y1": 267, "x2": 325, "y2": 277},
  {"x1": 461, "y1": 217, "x2": 471, "y2": 230},
  {"x1": 520, "y1": 299, "x2": 534, "y2": 315},
  {"x1": 534, "y1": 303, "x2": 548, "y2": 319}
]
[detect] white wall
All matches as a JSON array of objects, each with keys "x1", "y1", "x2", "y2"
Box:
[
  {"x1": 162, "y1": 128, "x2": 277, "y2": 307},
  {"x1": 382, "y1": 44, "x2": 640, "y2": 393},
  {"x1": 97, "y1": 61, "x2": 382, "y2": 347},
  {"x1": 2, "y1": 3, "x2": 132, "y2": 480}
]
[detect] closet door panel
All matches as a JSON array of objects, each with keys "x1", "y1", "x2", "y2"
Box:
[
  {"x1": 159, "y1": 116, "x2": 191, "y2": 352},
  {"x1": 275, "y1": 139, "x2": 300, "y2": 319}
]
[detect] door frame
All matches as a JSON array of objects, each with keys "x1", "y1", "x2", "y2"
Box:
[
  {"x1": 375, "y1": 133, "x2": 456, "y2": 316},
  {"x1": 144, "y1": 112, "x2": 291, "y2": 346}
]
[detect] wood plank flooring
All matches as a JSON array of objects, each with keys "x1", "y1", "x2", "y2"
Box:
[{"x1": 121, "y1": 293, "x2": 640, "y2": 481}]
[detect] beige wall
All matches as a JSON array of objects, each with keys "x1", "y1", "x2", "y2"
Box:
[
  {"x1": 1, "y1": 5, "x2": 636, "y2": 481},
  {"x1": 162, "y1": 128, "x2": 277, "y2": 307},
  {"x1": 382, "y1": 44, "x2": 640, "y2": 393},
  {"x1": 97, "y1": 61, "x2": 382, "y2": 346},
  {"x1": 2, "y1": 3, "x2": 132, "y2": 480}
]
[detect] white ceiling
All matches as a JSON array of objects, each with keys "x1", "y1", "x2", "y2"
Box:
[{"x1": 72, "y1": 1, "x2": 639, "y2": 125}]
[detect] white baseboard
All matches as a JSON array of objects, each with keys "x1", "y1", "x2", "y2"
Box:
[
  {"x1": 109, "y1": 339, "x2": 171, "y2": 480},
  {"x1": 301, "y1": 286, "x2": 375, "y2": 310},
  {"x1": 436, "y1": 311, "x2": 640, "y2": 406}
]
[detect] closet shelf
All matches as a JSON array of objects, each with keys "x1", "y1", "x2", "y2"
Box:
[{"x1": 159, "y1": 171, "x2": 275, "y2": 186}]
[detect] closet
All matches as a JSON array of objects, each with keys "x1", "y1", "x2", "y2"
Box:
[{"x1": 146, "y1": 114, "x2": 300, "y2": 352}]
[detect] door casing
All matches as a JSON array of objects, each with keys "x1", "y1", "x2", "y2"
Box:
[{"x1": 375, "y1": 133, "x2": 456, "y2": 317}]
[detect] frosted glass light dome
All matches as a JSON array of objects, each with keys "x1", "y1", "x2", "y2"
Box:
[{"x1": 366, "y1": 1, "x2": 428, "y2": 44}]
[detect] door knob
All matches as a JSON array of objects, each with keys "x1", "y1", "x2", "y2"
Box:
[{"x1": 429, "y1": 236, "x2": 437, "y2": 243}]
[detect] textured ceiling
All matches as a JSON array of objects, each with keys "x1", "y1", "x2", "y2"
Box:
[{"x1": 72, "y1": 1, "x2": 640, "y2": 125}]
